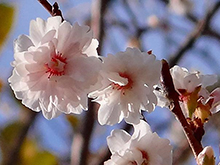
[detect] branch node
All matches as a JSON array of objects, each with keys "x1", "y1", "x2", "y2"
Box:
[{"x1": 38, "y1": 0, "x2": 64, "y2": 21}]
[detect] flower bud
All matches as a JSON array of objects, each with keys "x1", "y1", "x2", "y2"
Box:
[{"x1": 197, "y1": 146, "x2": 215, "y2": 165}]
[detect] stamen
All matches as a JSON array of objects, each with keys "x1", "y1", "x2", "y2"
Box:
[
  {"x1": 140, "y1": 150, "x2": 149, "y2": 165},
  {"x1": 45, "y1": 53, "x2": 67, "y2": 79},
  {"x1": 112, "y1": 72, "x2": 133, "y2": 95}
]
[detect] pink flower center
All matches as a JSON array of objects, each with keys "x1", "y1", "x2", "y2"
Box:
[
  {"x1": 140, "y1": 150, "x2": 149, "y2": 165},
  {"x1": 45, "y1": 53, "x2": 67, "y2": 79},
  {"x1": 128, "y1": 150, "x2": 149, "y2": 165},
  {"x1": 112, "y1": 73, "x2": 133, "y2": 95}
]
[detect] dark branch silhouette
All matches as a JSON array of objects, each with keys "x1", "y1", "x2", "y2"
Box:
[
  {"x1": 38, "y1": 0, "x2": 64, "y2": 21},
  {"x1": 168, "y1": 2, "x2": 220, "y2": 67}
]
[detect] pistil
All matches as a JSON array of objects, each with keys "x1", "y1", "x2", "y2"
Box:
[{"x1": 45, "y1": 53, "x2": 67, "y2": 79}]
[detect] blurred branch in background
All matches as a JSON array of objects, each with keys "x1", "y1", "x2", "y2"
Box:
[
  {"x1": 1, "y1": 106, "x2": 37, "y2": 165},
  {"x1": 91, "y1": 0, "x2": 111, "y2": 54},
  {"x1": 168, "y1": 1, "x2": 220, "y2": 67},
  {"x1": 71, "y1": 1, "x2": 111, "y2": 165}
]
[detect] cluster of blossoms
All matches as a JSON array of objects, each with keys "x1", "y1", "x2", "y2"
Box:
[
  {"x1": 9, "y1": 16, "x2": 162, "y2": 125},
  {"x1": 155, "y1": 65, "x2": 220, "y2": 122},
  {"x1": 8, "y1": 16, "x2": 220, "y2": 164}
]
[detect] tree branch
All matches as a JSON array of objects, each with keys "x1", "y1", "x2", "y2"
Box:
[
  {"x1": 91, "y1": 0, "x2": 111, "y2": 54},
  {"x1": 38, "y1": 0, "x2": 64, "y2": 21},
  {"x1": 77, "y1": 99, "x2": 99, "y2": 165},
  {"x1": 168, "y1": 2, "x2": 220, "y2": 67},
  {"x1": 2, "y1": 108, "x2": 37, "y2": 165},
  {"x1": 161, "y1": 60, "x2": 203, "y2": 159}
]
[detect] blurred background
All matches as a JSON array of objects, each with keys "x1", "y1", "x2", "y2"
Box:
[{"x1": 1, "y1": 0, "x2": 220, "y2": 164}]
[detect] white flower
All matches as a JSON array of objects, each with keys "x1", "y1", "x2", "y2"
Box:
[
  {"x1": 105, "y1": 120, "x2": 172, "y2": 165},
  {"x1": 89, "y1": 48, "x2": 162, "y2": 125},
  {"x1": 208, "y1": 88, "x2": 220, "y2": 114},
  {"x1": 171, "y1": 66, "x2": 218, "y2": 119},
  {"x1": 170, "y1": 66, "x2": 217, "y2": 93},
  {"x1": 155, "y1": 65, "x2": 219, "y2": 121},
  {"x1": 8, "y1": 16, "x2": 101, "y2": 119}
]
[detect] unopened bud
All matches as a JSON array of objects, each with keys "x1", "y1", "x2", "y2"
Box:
[{"x1": 197, "y1": 146, "x2": 215, "y2": 165}]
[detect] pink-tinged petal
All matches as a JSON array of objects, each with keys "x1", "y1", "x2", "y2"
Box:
[
  {"x1": 40, "y1": 30, "x2": 56, "y2": 45},
  {"x1": 124, "y1": 111, "x2": 141, "y2": 125},
  {"x1": 57, "y1": 21, "x2": 72, "y2": 53},
  {"x1": 14, "y1": 35, "x2": 33, "y2": 53},
  {"x1": 132, "y1": 120, "x2": 152, "y2": 140},
  {"x1": 46, "y1": 16, "x2": 62, "y2": 31},
  {"x1": 183, "y1": 74, "x2": 201, "y2": 92},
  {"x1": 29, "y1": 18, "x2": 45, "y2": 46},
  {"x1": 22, "y1": 91, "x2": 41, "y2": 112},
  {"x1": 98, "y1": 102, "x2": 122, "y2": 125},
  {"x1": 108, "y1": 72, "x2": 128, "y2": 86},
  {"x1": 201, "y1": 74, "x2": 218, "y2": 87},
  {"x1": 82, "y1": 39, "x2": 99, "y2": 57},
  {"x1": 8, "y1": 69, "x2": 29, "y2": 91},
  {"x1": 104, "y1": 159, "x2": 116, "y2": 165},
  {"x1": 15, "y1": 63, "x2": 30, "y2": 76},
  {"x1": 210, "y1": 87, "x2": 220, "y2": 113},
  {"x1": 41, "y1": 106, "x2": 62, "y2": 120},
  {"x1": 25, "y1": 63, "x2": 45, "y2": 74},
  {"x1": 107, "y1": 129, "x2": 131, "y2": 153}
]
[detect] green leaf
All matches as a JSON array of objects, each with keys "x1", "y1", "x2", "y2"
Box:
[
  {"x1": 19, "y1": 139, "x2": 58, "y2": 165},
  {"x1": 187, "y1": 86, "x2": 201, "y2": 118},
  {"x1": 32, "y1": 151, "x2": 58, "y2": 165},
  {"x1": 66, "y1": 115, "x2": 79, "y2": 131},
  {"x1": 0, "y1": 3, "x2": 15, "y2": 50}
]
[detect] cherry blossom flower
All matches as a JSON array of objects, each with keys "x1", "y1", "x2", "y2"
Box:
[
  {"x1": 105, "y1": 120, "x2": 172, "y2": 165},
  {"x1": 155, "y1": 65, "x2": 220, "y2": 122},
  {"x1": 8, "y1": 16, "x2": 101, "y2": 119},
  {"x1": 89, "y1": 48, "x2": 162, "y2": 125}
]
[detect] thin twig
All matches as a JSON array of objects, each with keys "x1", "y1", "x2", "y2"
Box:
[
  {"x1": 77, "y1": 99, "x2": 99, "y2": 165},
  {"x1": 168, "y1": 2, "x2": 220, "y2": 67},
  {"x1": 73, "y1": 1, "x2": 111, "y2": 165},
  {"x1": 161, "y1": 60, "x2": 203, "y2": 159},
  {"x1": 91, "y1": 0, "x2": 111, "y2": 54},
  {"x1": 38, "y1": 0, "x2": 64, "y2": 21},
  {"x1": 72, "y1": 1, "x2": 113, "y2": 163}
]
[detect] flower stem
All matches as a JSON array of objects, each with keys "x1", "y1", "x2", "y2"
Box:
[
  {"x1": 161, "y1": 59, "x2": 203, "y2": 159},
  {"x1": 38, "y1": 0, "x2": 64, "y2": 21}
]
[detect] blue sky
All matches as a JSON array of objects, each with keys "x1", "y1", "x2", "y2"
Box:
[{"x1": 1, "y1": 0, "x2": 220, "y2": 164}]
